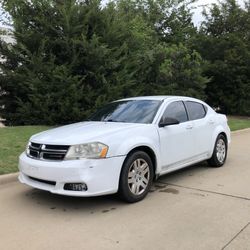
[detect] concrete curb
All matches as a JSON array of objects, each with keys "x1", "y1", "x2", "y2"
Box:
[
  {"x1": 231, "y1": 128, "x2": 250, "y2": 135},
  {"x1": 0, "y1": 172, "x2": 19, "y2": 185}
]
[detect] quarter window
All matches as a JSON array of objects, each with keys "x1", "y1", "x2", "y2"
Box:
[
  {"x1": 185, "y1": 101, "x2": 206, "y2": 120},
  {"x1": 161, "y1": 101, "x2": 188, "y2": 123}
]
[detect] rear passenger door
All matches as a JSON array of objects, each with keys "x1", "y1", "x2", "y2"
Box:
[{"x1": 184, "y1": 101, "x2": 213, "y2": 159}]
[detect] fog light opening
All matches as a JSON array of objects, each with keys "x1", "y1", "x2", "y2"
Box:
[{"x1": 64, "y1": 183, "x2": 88, "y2": 191}]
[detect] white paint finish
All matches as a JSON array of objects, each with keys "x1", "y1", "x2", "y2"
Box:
[
  {"x1": 191, "y1": 113, "x2": 215, "y2": 157},
  {"x1": 158, "y1": 120, "x2": 195, "y2": 168},
  {"x1": 159, "y1": 130, "x2": 250, "y2": 200},
  {"x1": 19, "y1": 96, "x2": 230, "y2": 197},
  {"x1": 19, "y1": 153, "x2": 126, "y2": 196}
]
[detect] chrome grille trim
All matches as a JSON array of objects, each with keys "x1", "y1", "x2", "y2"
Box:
[{"x1": 27, "y1": 142, "x2": 70, "y2": 161}]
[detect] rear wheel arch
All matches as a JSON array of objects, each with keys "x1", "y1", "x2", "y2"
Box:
[
  {"x1": 218, "y1": 132, "x2": 228, "y2": 145},
  {"x1": 211, "y1": 128, "x2": 228, "y2": 152},
  {"x1": 212, "y1": 131, "x2": 228, "y2": 151},
  {"x1": 208, "y1": 133, "x2": 228, "y2": 167}
]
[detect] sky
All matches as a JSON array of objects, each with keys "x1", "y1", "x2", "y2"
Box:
[
  {"x1": 0, "y1": 0, "x2": 246, "y2": 29},
  {"x1": 191, "y1": 0, "x2": 244, "y2": 26},
  {"x1": 192, "y1": 0, "x2": 219, "y2": 26}
]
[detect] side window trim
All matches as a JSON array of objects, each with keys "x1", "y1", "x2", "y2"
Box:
[
  {"x1": 202, "y1": 104, "x2": 208, "y2": 115},
  {"x1": 182, "y1": 101, "x2": 190, "y2": 121},
  {"x1": 183, "y1": 101, "x2": 192, "y2": 121}
]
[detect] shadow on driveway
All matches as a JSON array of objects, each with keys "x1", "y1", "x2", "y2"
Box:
[{"x1": 19, "y1": 161, "x2": 210, "y2": 214}]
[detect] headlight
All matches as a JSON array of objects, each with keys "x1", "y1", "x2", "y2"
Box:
[
  {"x1": 26, "y1": 141, "x2": 31, "y2": 155},
  {"x1": 64, "y1": 142, "x2": 108, "y2": 160}
]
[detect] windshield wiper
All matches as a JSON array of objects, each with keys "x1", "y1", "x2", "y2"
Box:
[{"x1": 105, "y1": 119, "x2": 119, "y2": 122}]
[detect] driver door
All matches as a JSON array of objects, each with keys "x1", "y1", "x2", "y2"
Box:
[{"x1": 157, "y1": 101, "x2": 195, "y2": 170}]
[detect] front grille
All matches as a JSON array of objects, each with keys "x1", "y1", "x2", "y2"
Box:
[
  {"x1": 28, "y1": 176, "x2": 56, "y2": 186},
  {"x1": 27, "y1": 142, "x2": 70, "y2": 161}
]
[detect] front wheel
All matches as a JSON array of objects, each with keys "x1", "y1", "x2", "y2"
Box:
[
  {"x1": 119, "y1": 151, "x2": 154, "y2": 203},
  {"x1": 207, "y1": 134, "x2": 227, "y2": 167}
]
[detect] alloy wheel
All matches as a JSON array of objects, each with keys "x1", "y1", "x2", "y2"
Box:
[
  {"x1": 216, "y1": 138, "x2": 226, "y2": 163},
  {"x1": 128, "y1": 158, "x2": 150, "y2": 195}
]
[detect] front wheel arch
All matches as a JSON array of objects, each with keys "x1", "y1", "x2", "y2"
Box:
[
  {"x1": 124, "y1": 146, "x2": 157, "y2": 177},
  {"x1": 118, "y1": 150, "x2": 154, "y2": 202}
]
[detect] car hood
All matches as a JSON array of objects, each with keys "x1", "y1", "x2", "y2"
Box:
[{"x1": 30, "y1": 121, "x2": 144, "y2": 145}]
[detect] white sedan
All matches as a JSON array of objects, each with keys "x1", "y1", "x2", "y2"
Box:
[{"x1": 19, "y1": 96, "x2": 230, "y2": 202}]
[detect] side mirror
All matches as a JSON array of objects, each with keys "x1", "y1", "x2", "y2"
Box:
[{"x1": 159, "y1": 117, "x2": 180, "y2": 127}]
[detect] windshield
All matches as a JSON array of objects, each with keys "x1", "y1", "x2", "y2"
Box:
[{"x1": 89, "y1": 100, "x2": 162, "y2": 124}]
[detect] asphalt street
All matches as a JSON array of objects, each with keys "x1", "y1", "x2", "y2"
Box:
[{"x1": 0, "y1": 130, "x2": 249, "y2": 250}]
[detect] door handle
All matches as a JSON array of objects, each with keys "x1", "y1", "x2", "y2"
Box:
[
  {"x1": 186, "y1": 124, "x2": 193, "y2": 129},
  {"x1": 208, "y1": 119, "x2": 215, "y2": 124}
]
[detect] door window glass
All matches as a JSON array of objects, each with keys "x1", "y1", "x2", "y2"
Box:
[
  {"x1": 161, "y1": 101, "x2": 188, "y2": 123},
  {"x1": 185, "y1": 101, "x2": 206, "y2": 120}
]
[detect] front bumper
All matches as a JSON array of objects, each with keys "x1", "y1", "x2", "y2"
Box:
[{"x1": 18, "y1": 153, "x2": 126, "y2": 197}]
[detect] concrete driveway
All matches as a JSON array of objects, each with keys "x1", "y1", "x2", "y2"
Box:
[{"x1": 0, "y1": 130, "x2": 250, "y2": 250}]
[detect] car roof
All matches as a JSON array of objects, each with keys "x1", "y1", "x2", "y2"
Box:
[
  {"x1": 119, "y1": 96, "x2": 169, "y2": 101},
  {"x1": 118, "y1": 95, "x2": 202, "y2": 102}
]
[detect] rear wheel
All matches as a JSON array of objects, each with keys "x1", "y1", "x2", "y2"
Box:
[
  {"x1": 119, "y1": 151, "x2": 154, "y2": 203},
  {"x1": 207, "y1": 134, "x2": 227, "y2": 167}
]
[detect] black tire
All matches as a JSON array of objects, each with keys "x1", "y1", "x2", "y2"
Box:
[
  {"x1": 207, "y1": 134, "x2": 227, "y2": 167},
  {"x1": 119, "y1": 151, "x2": 154, "y2": 203}
]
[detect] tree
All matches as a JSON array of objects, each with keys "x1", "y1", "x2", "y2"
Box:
[
  {"x1": 194, "y1": 0, "x2": 250, "y2": 115},
  {"x1": 0, "y1": 0, "x2": 208, "y2": 125},
  {"x1": 102, "y1": 1, "x2": 207, "y2": 98},
  {"x1": 0, "y1": 0, "x2": 134, "y2": 125},
  {"x1": 115, "y1": 0, "x2": 197, "y2": 45}
]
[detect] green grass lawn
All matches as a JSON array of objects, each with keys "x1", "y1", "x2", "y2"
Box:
[
  {"x1": 227, "y1": 116, "x2": 250, "y2": 131},
  {"x1": 0, "y1": 117, "x2": 249, "y2": 175},
  {"x1": 0, "y1": 126, "x2": 50, "y2": 175}
]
